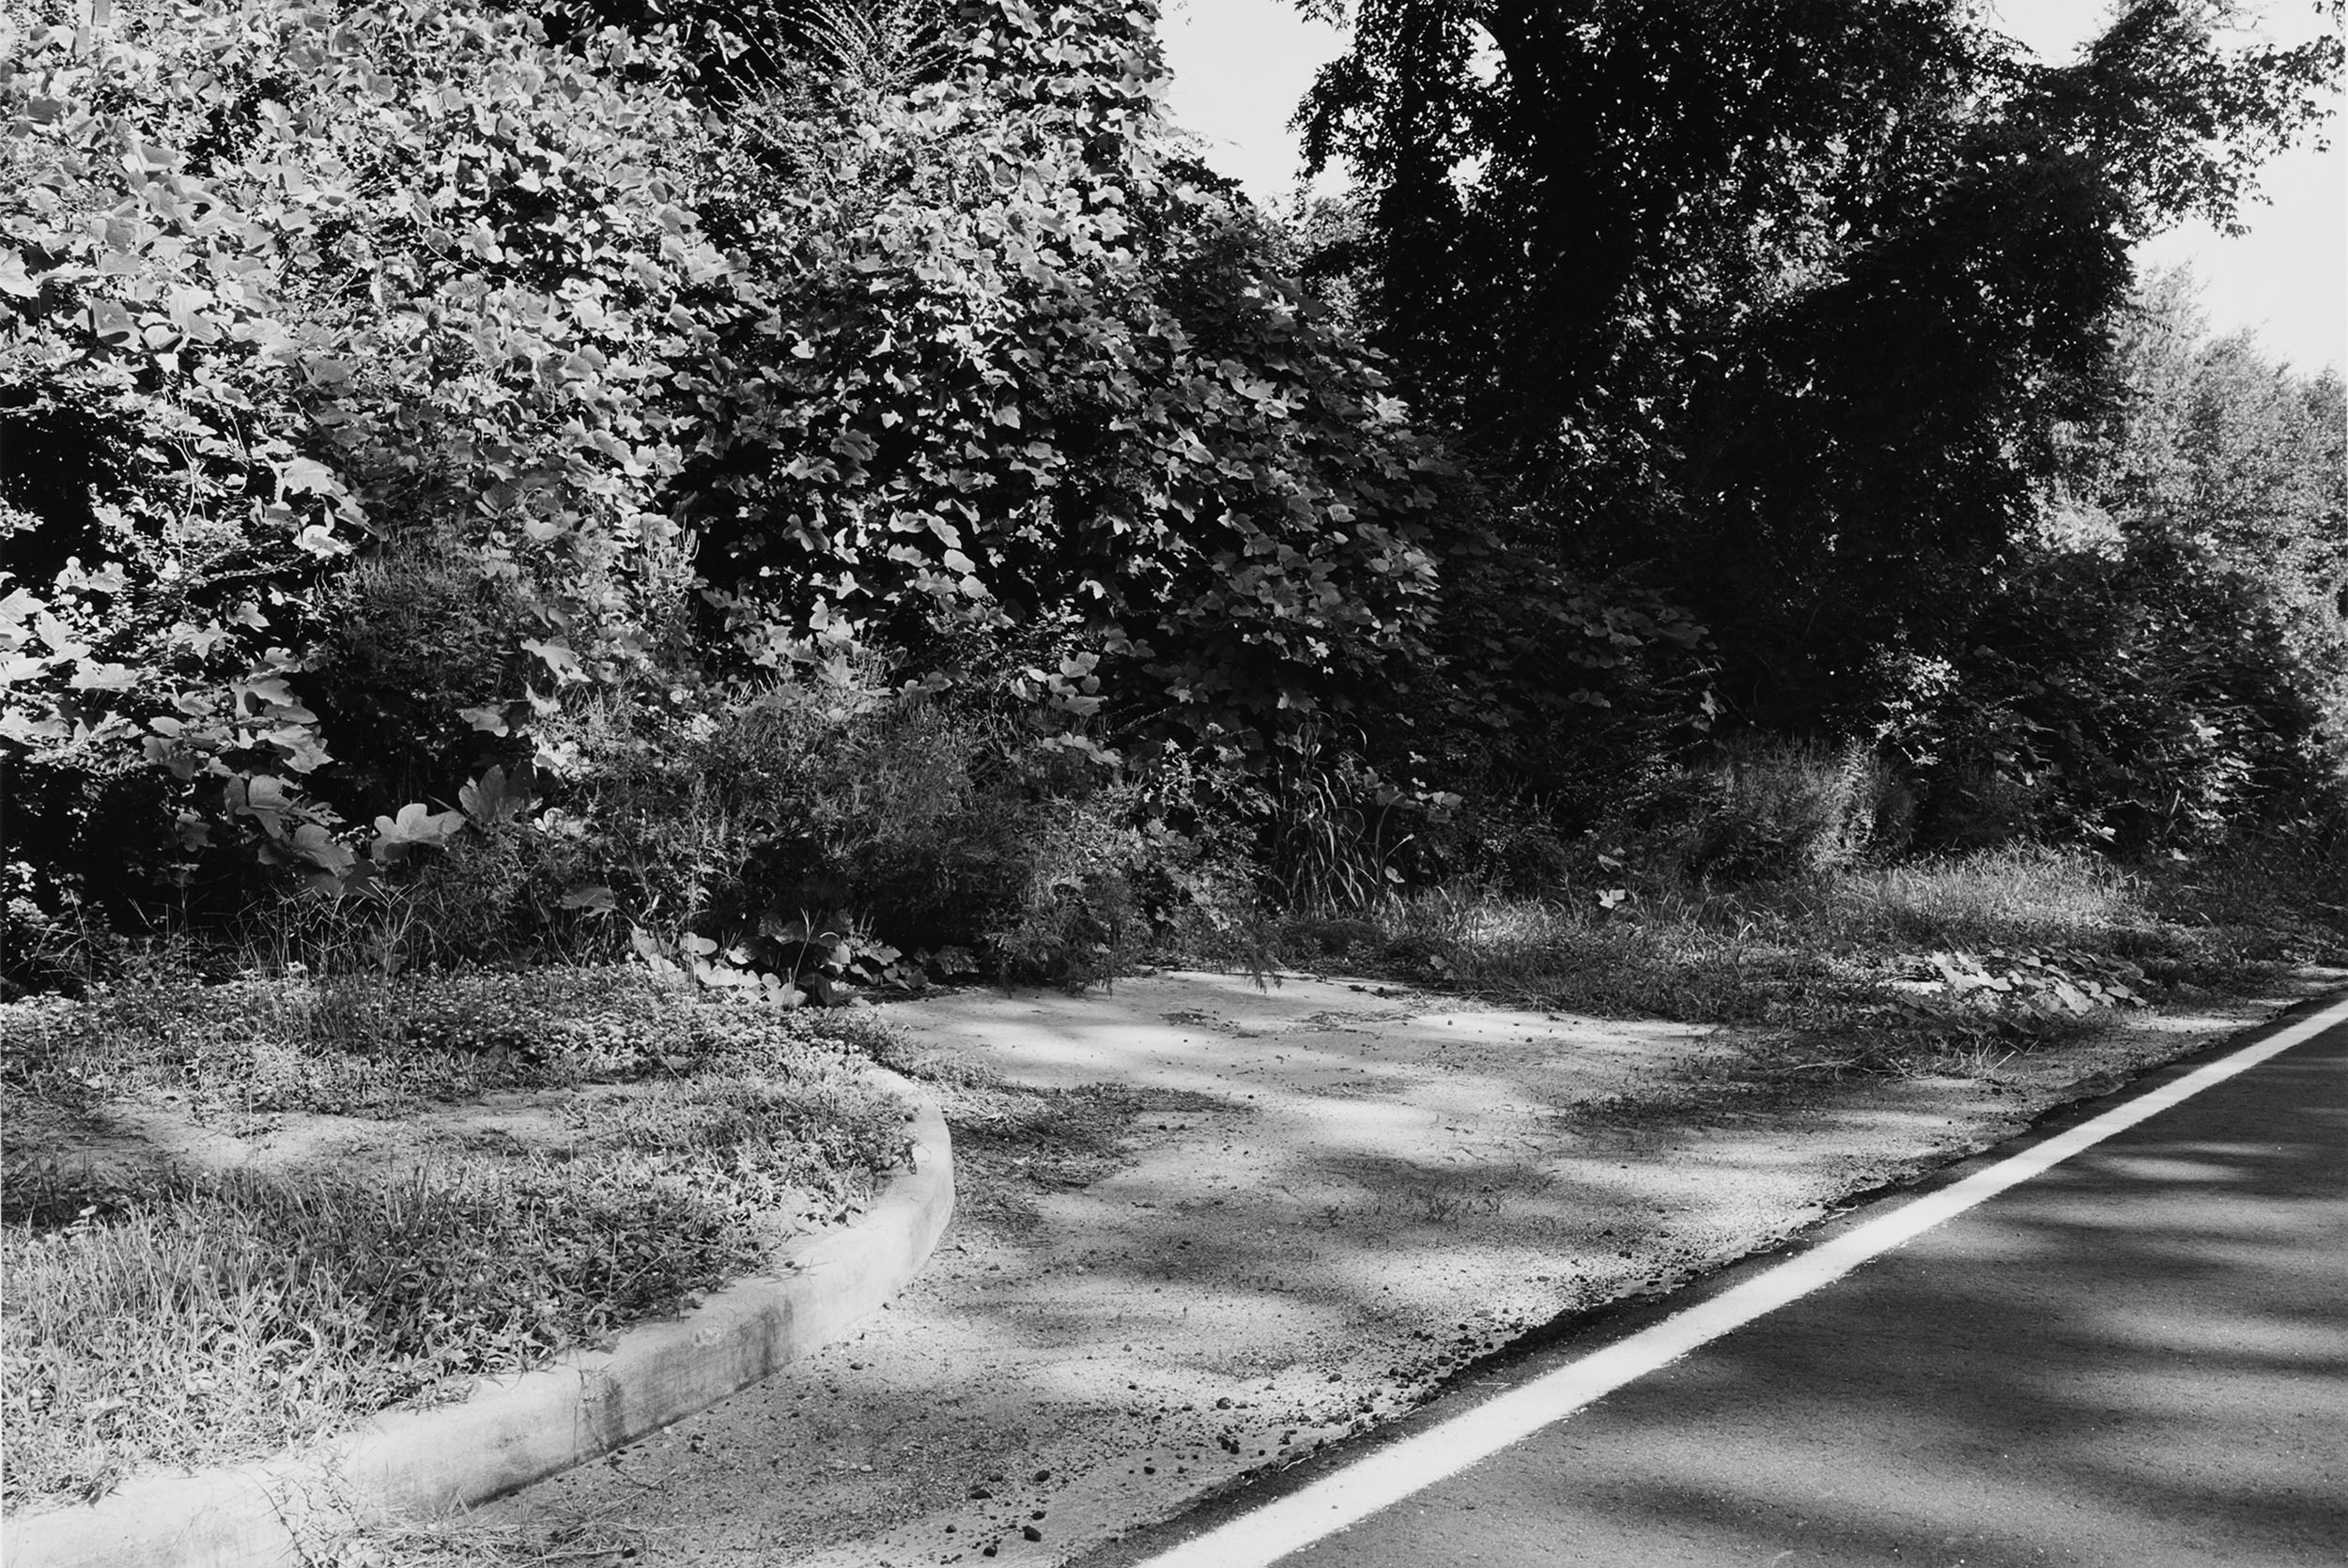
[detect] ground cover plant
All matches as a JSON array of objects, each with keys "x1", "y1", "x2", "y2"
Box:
[
  {"x1": 1224, "y1": 746, "x2": 2348, "y2": 1082},
  {"x1": 0, "y1": 964, "x2": 915, "y2": 1510}
]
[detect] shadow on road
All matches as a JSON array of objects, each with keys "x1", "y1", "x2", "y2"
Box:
[{"x1": 1281, "y1": 1025, "x2": 2348, "y2": 1568}]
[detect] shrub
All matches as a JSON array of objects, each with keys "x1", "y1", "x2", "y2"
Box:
[
  {"x1": 1, "y1": 0, "x2": 739, "y2": 904},
  {"x1": 1677, "y1": 739, "x2": 1908, "y2": 882},
  {"x1": 317, "y1": 670, "x2": 1213, "y2": 983},
  {"x1": 1567, "y1": 738, "x2": 1908, "y2": 891},
  {"x1": 3, "y1": 0, "x2": 1467, "y2": 955},
  {"x1": 982, "y1": 778, "x2": 1151, "y2": 987}
]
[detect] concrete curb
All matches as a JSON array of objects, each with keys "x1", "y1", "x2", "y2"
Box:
[{"x1": 2, "y1": 1068, "x2": 954, "y2": 1568}]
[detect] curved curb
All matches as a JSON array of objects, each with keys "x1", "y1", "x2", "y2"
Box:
[{"x1": 2, "y1": 1068, "x2": 954, "y2": 1568}]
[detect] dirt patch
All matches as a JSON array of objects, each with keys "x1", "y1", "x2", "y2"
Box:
[
  {"x1": 0, "y1": 970, "x2": 919, "y2": 1248},
  {"x1": 2, "y1": 1080, "x2": 843, "y2": 1243},
  {"x1": 391, "y1": 967, "x2": 2340, "y2": 1566},
  {"x1": 11, "y1": 1084, "x2": 573, "y2": 1180}
]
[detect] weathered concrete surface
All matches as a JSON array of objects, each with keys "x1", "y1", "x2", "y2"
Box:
[
  {"x1": 1244, "y1": 1004, "x2": 2348, "y2": 1568},
  {"x1": 460, "y1": 968, "x2": 2339, "y2": 1566},
  {"x1": 3, "y1": 1072, "x2": 953, "y2": 1568}
]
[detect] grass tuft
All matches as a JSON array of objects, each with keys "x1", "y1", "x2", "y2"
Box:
[
  {"x1": 0, "y1": 967, "x2": 916, "y2": 1511},
  {"x1": 1780, "y1": 845, "x2": 2150, "y2": 952},
  {"x1": 3, "y1": 1163, "x2": 727, "y2": 1507},
  {"x1": 1235, "y1": 839, "x2": 2343, "y2": 1075}
]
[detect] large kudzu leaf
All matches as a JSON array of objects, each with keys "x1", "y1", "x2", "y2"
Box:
[
  {"x1": 4, "y1": 0, "x2": 735, "y2": 880},
  {"x1": 675, "y1": 1, "x2": 1448, "y2": 750}
]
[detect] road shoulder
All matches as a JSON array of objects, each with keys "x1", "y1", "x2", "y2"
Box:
[{"x1": 445, "y1": 967, "x2": 2344, "y2": 1566}]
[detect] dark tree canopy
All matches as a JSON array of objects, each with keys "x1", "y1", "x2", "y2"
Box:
[{"x1": 1295, "y1": 0, "x2": 2342, "y2": 731}]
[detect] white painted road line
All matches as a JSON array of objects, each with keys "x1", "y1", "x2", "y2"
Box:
[{"x1": 1129, "y1": 994, "x2": 2348, "y2": 1568}]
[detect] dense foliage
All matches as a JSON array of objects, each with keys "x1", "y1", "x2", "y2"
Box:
[
  {"x1": 1, "y1": 0, "x2": 1469, "y2": 970},
  {"x1": 677, "y1": 2, "x2": 1448, "y2": 746},
  {"x1": 2, "y1": 0, "x2": 2341, "y2": 986},
  {"x1": 1290, "y1": 0, "x2": 2344, "y2": 857},
  {"x1": 3, "y1": 0, "x2": 733, "y2": 892},
  {"x1": 1892, "y1": 274, "x2": 2348, "y2": 852},
  {"x1": 1296, "y1": 0, "x2": 2341, "y2": 738}
]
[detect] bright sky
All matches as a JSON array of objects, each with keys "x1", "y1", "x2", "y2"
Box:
[{"x1": 1160, "y1": 0, "x2": 2347, "y2": 373}]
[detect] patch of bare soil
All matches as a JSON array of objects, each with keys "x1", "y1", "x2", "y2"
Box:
[
  {"x1": 381, "y1": 967, "x2": 2340, "y2": 1567},
  {"x1": 12, "y1": 1081, "x2": 651, "y2": 1202},
  {"x1": 2, "y1": 1072, "x2": 862, "y2": 1269}
]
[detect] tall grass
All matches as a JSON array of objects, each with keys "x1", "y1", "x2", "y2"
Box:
[
  {"x1": 1342, "y1": 883, "x2": 1866, "y2": 1024},
  {"x1": 1248, "y1": 836, "x2": 2331, "y2": 1045},
  {"x1": 1769, "y1": 844, "x2": 2152, "y2": 951}
]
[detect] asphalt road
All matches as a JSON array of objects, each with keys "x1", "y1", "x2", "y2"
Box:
[{"x1": 1114, "y1": 1002, "x2": 2348, "y2": 1568}]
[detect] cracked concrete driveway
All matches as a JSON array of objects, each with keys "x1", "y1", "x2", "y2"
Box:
[{"x1": 451, "y1": 968, "x2": 2336, "y2": 1566}]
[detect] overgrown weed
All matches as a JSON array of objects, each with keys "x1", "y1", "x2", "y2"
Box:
[
  {"x1": 1235, "y1": 836, "x2": 2343, "y2": 1076},
  {"x1": 1762, "y1": 845, "x2": 2150, "y2": 951}
]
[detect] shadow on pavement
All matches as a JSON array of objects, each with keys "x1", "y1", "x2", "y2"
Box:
[{"x1": 1279, "y1": 1025, "x2": 2348, "y2": 1568}]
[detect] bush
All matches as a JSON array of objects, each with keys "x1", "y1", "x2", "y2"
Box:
[
  {"x1": 2, "y1": 0, "x2": 737, "y2": 900},
  {"x1": 1676, "y1": 739, "x2": 1908, "y2": 882},
  {"x1": 1563, "y1": 738, "x2": 1908, "y2": 891},
  {"x1": 323, "y1": 672, "x2": 1213, "y2": 984},
  {"x1": 983, "y1": 777, "x2": 1152, "y2": 987}
]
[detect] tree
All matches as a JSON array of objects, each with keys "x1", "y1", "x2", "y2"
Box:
[
  {"x1": 657, "y1": 0, "x2": 1457, "y2": 762},
  {"x1": 1293, "y1": 0, "x2": 2342, "y2": 733},
  {"x1": 1877, "y1": 272, "x2": 2348, "y2": 850}
]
